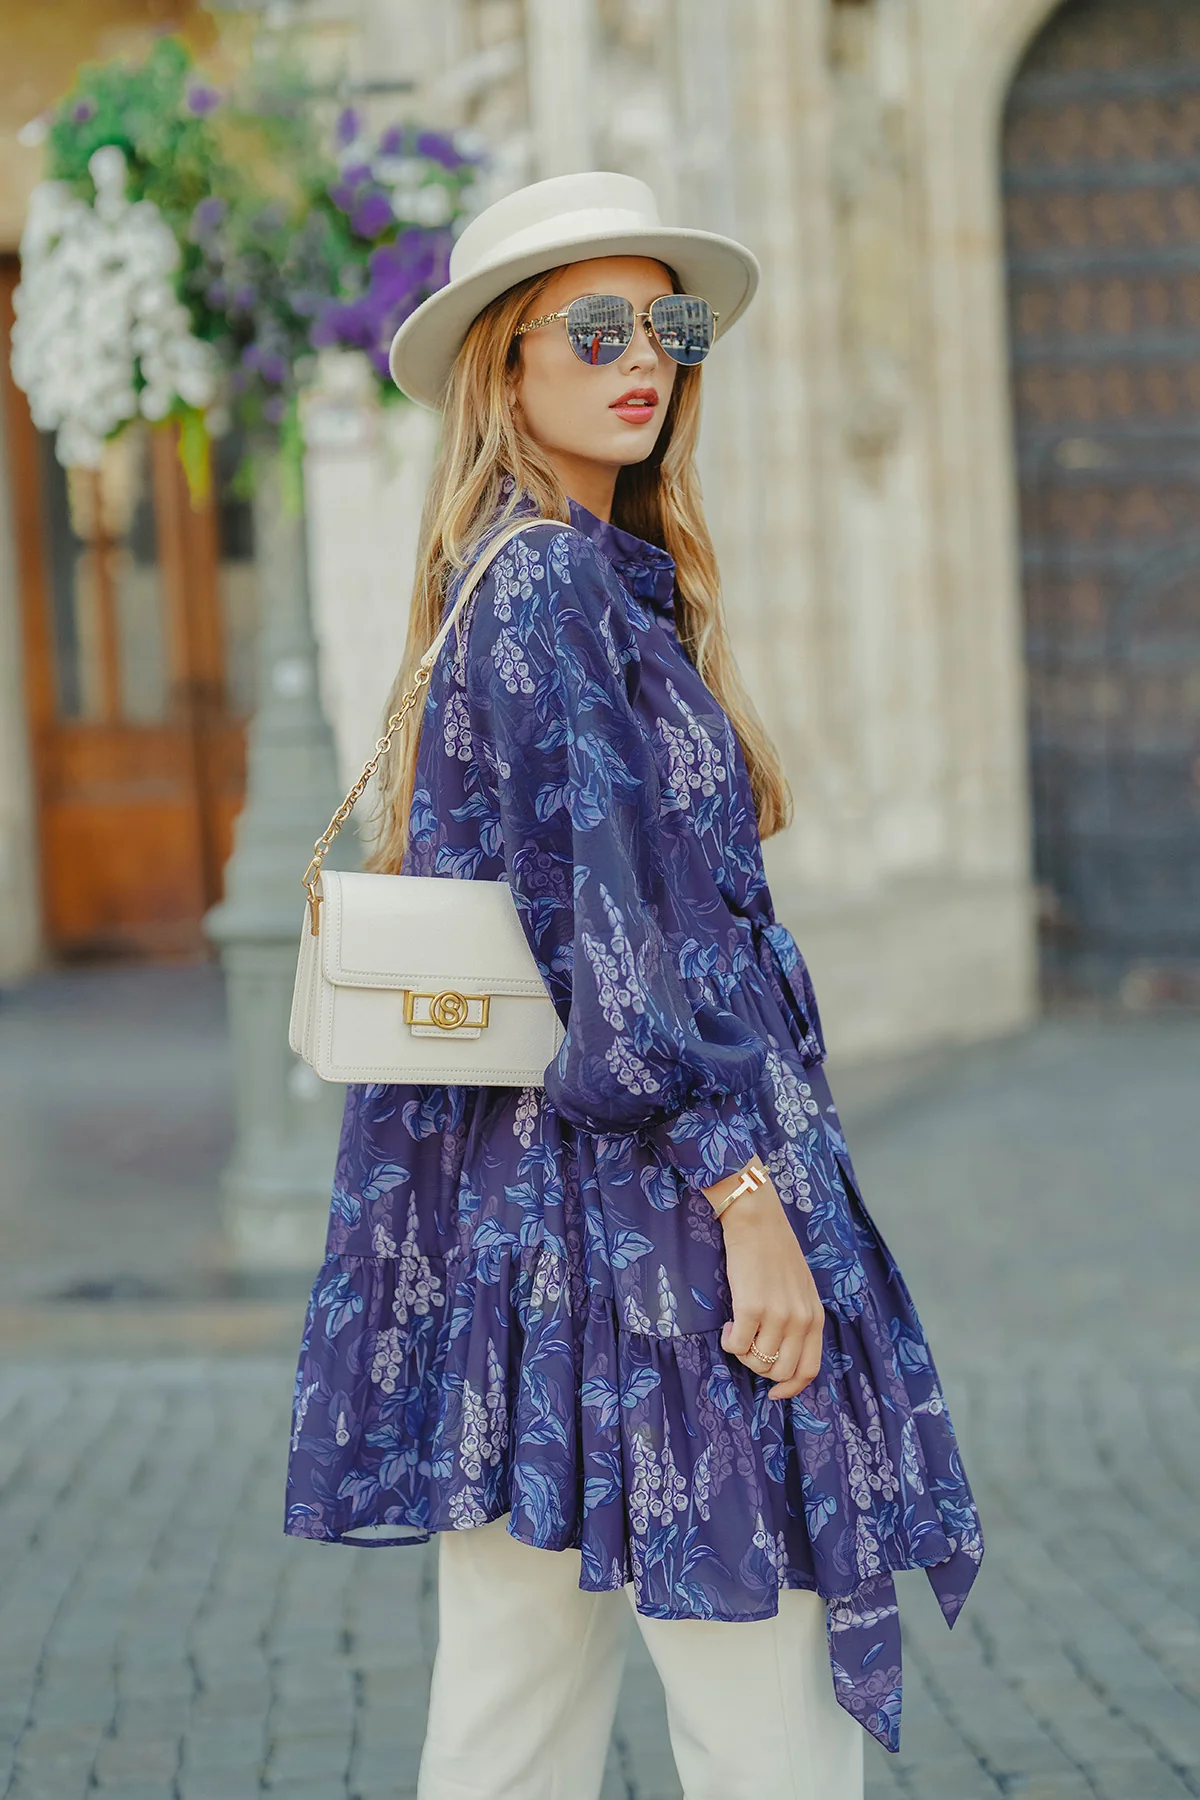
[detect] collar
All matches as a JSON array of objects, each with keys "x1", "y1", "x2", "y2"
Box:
[{"x1": 566, "y1": 497, "x2": 678, "y2": 621}]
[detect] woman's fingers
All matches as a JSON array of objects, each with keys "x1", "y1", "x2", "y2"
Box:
[
  {"x1": 721, "y1": 1312, "x2": 761, "y2": 1361},
  {"x1": 743, "y1": 1340, "x2": 781, "y2": 1375},
  {"x1": 745, "y1": 1316, "x2": 786, "y2": 1376},
  {"x1": 724, "y1": 1311, "x2": 788, "y2": 1377},
  {"x1": 717, "y1": 1178, "x2": 827, "y2": 1398},
  {"x1": 763, "y1": 1329, "x2": 805, "y2": 1397},
  {"x1": 723, "y1": 1304, "x2": 825, "y2": 1393},
  {"x1": 769, "y1": 1318, "x2": 825, "y2": 1400}
]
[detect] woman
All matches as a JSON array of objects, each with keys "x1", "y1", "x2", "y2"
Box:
[{"x1": 285, "y1": 173, "x2": 983, "y2": 1799}]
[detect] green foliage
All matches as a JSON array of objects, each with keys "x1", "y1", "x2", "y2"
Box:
[{"x1": 45, "y1": 37, "x2": 226, "y2": 238}]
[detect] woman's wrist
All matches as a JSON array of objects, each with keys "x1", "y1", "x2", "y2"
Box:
[{"x1": 703, "y1": 1157, "x2": 771, "y2": 1223}]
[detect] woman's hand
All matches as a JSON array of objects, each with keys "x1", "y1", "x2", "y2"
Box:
[{"x1": 704, "y1": 1168, "x2": 825, "y2": 1401}]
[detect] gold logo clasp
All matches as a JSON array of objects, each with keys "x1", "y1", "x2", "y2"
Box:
[
  {"x1": 403, "y1": 990, "x2": 490, "y2": 1032},
  {"x1": 430, "y1": 990, "x2": 468, "y2": 1030}
]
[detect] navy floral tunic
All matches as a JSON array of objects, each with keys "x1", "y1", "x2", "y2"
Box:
[{"x1": 285, "y1": 497, "x2": 983, "y2": 1752}]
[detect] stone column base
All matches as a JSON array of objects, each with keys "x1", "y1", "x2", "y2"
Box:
[
  {"x1": 776, "y1": 873, "x2": 1038, "y2": 1067},
  {"x1": 210, "y1": 936, "x2": 344, "y2": 1276}
]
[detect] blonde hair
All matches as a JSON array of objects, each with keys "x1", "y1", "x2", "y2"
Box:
[{"x1": 369, "y1": 266, "x2": 792, "y2": 872}]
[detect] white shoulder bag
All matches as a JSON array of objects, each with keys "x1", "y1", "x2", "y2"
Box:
[{"x1": 288, "y1": 519, "x2": 565, "y2": 1087}]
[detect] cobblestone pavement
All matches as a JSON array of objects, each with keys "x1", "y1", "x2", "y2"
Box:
[{"x1": 1, "y1": 969, "x2": 1198, "y2": 1799}]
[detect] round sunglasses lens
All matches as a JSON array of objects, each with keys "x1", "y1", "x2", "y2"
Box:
[
  {"x1": 649, "y1": 296, "x2": 714, "y2": 365},
  {"x1": 565, "y1": 295, "x2": 635, "y2": 365}
]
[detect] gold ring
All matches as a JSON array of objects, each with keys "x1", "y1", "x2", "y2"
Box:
[{"x1": 748, "y1": 1338, "x2": 780, "y2": 1367}]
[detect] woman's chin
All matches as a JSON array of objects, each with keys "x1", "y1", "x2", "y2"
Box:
[{"x1": 599, "y1": 426, "x2": 665, "y2": 466}]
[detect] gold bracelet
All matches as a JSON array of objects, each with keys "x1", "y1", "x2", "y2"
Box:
[{"x1": 710, "y1": 1159, "x2": 770, "y2": 1221}]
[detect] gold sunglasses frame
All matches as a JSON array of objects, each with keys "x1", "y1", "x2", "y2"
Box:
[{"x1": 513, "y1": 293, "x2": 720, "y2": 361}]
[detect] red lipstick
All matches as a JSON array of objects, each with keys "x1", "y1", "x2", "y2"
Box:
[{"x1": 610, "y1": 386, "x2": 659, "y2": 424}]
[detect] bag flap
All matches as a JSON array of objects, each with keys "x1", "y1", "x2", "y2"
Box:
[{"x1": 320, "y1": 870, "x2": 552, "y2": 997}]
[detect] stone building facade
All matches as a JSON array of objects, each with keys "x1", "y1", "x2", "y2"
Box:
[
  {"x1": 3, "y1": 0, "x2": 1194, "y2": 1062},
  {"x1": 304, "y1": 0, "x2": 1060, "y2": 1065}
]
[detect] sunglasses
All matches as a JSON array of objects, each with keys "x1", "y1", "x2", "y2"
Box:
[{"x1": 513, "y1": 292, "x2": 718, "y2": 367}]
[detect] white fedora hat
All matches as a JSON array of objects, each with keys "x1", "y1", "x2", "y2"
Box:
[{"x1": 389, "y1": 171, "x2": 760, "y2": 409}]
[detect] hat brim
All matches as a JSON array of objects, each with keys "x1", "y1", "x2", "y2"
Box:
[{"x1": 388, "y1": 224, "x2": 759, "y2": 409}]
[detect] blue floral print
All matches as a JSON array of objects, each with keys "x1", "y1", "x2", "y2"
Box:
[{"x1": 284, "y1": 497, "x2": 983, "y2": 1752}]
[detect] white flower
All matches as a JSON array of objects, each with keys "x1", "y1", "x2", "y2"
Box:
[
  {"x1": 447, "y1": 1487, "x2": 489, "y2": 1529},
  {"x1": 10, "y1": 149, "x2": 218, "y2": 469},
  {"x1": 374, "y1": 154, "x2": 425, "y2": 187},
  {"x1": 528, "y1": 1248, "x2": 563, "y2": 1316},
  {"x1": 390, "y1": 1195, "x2": 446, "y2": 1326},
  {"x1": 291, "y1": 1380, "x2": 318, "y2": 1453},
  {"x1": 513, "y1": 1085, "x2": 539, "y2": 1149},
  {"x1": 370, "y1": 1326, "x2": 405, "y2": 1395},
  {"x1": 656, "y1": 679, "x2": 727, "y2": 811},
  {"x1": 655, "y1": 1264, "x2": 680, "y2": 1337},
  {"x1": 414, "y1": 184, "x2": 453, "y2": 227},
  {"x1": 457, "y1": 1343, "x2": 508, "y2": 1483},
  {"x1": 88, "y1": 144, "x2": 128, "y2": 193}
]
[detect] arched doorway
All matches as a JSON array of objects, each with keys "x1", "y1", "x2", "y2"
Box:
[{"x1": 1003, "y1": 0, "x2": 1200, "y2": 1004}]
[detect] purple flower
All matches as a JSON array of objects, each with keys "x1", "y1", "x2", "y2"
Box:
[
  {"x1": 232, "y1": 284, "x2": 258, "y2": 312},
  {"x1": 416, "y1": 130, "x2": 464, "y2": 170},
  {"x1": 191, "y1": 195, "x2": 227, "y2": 238},
  {"x1": 307, "y1": 315, "x2": 338, "y2": 351},
  {"x1": 205, "y1": 280, "x2": 228, "y2": 308},
  {"x1": 371, "y1": 229, "x2": 433, "y2": 283},
  {"x1": 263, "y1": 395, "x2": 287, "y2": 425},
  {"x1": 241, "y1": 339, "x2": 290, "y2": 385},
  {"x1": 329, "y1": 164, "x2": 373, "y2": 216},
  {"x1": 71, "y1": 98, "x2": 96, "y2": 124},
  {"x1": 310, "y1": 296, "x2": 378, "y2": 353},
  {"x1": 351, "y1": 189, "x2": 394, "y2": 240},
  {"x1": 380, "y1": 126, "x2": 405, "y2": 156},
  {"x1": 335, "y1": 106, "x2": 362, "y2": 148},
  {"x1": 186, "y1": 83, "x2": 221, "y2": 117},
  {"x1": 310, "y1": 225, "x2": 453, "y2": 365}
]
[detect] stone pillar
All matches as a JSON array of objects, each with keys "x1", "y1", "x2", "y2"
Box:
[
  {"x1": 302, "y1": 356, "x2": 441, "y2": 788},
  {"x1": 525, "y1": 0, "x2": 596, "y2": 176},
  {"x1": 205, "y1": 445, "x2": 354, "y2": 1275}
]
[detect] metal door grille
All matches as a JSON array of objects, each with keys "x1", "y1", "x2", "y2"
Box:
[{"x1": 1003, "y1": 0, "x2": 1200, "y2": 1004}]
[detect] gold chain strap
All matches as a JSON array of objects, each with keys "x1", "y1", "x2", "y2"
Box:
[
  {"x1": 300, "y1": 518, "x2": 539, "y2": 936},
  {"x1": 301, "y1": 665, "x2": 433, "y2": 935}
]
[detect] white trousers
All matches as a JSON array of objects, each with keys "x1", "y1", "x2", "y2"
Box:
[{"x1": 417, "y1": 1515, "x2": 864, "y2": 1800}]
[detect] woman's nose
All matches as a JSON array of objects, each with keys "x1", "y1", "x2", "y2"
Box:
[{"x1": 621, "y1": 320, "x2": 660, "y2": 372}]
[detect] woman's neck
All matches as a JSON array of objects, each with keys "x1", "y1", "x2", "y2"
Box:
[{"x1": 540, "y1": 449, "x2": 617, "y2": 523}]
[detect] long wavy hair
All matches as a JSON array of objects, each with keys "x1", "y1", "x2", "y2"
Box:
[{"x1": 369, "y1": 264, "x2": 792, "y2": 872}]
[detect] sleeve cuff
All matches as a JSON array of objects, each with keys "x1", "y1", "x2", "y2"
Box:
[{"x1": 645, "y1": 1090, "x2": 760, "y2": 1190}]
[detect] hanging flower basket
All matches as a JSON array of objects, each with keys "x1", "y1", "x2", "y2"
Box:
[
  {"x1": 12, "y1": 144, "x2": 219, "y2": 472},
  {"x1": 10, "y1": 35, "x2": 488, "y2": 501}
]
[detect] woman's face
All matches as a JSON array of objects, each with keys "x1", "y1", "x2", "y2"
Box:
[{"x1": 512, "y1": 255, "x2": 679, "y2": 499}]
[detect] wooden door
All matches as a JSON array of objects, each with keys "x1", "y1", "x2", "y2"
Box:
[
  {"x1": 1003, "y1": 0, "x2": 1200, "y2": 1004},
  {"x1": 0, "y1": 259, "x2": 257, "y2": 960}
]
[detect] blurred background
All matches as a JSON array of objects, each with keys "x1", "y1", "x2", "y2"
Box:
[{"x1": 0, "y1": 3, "x2": 1197, "y2": 1798}]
